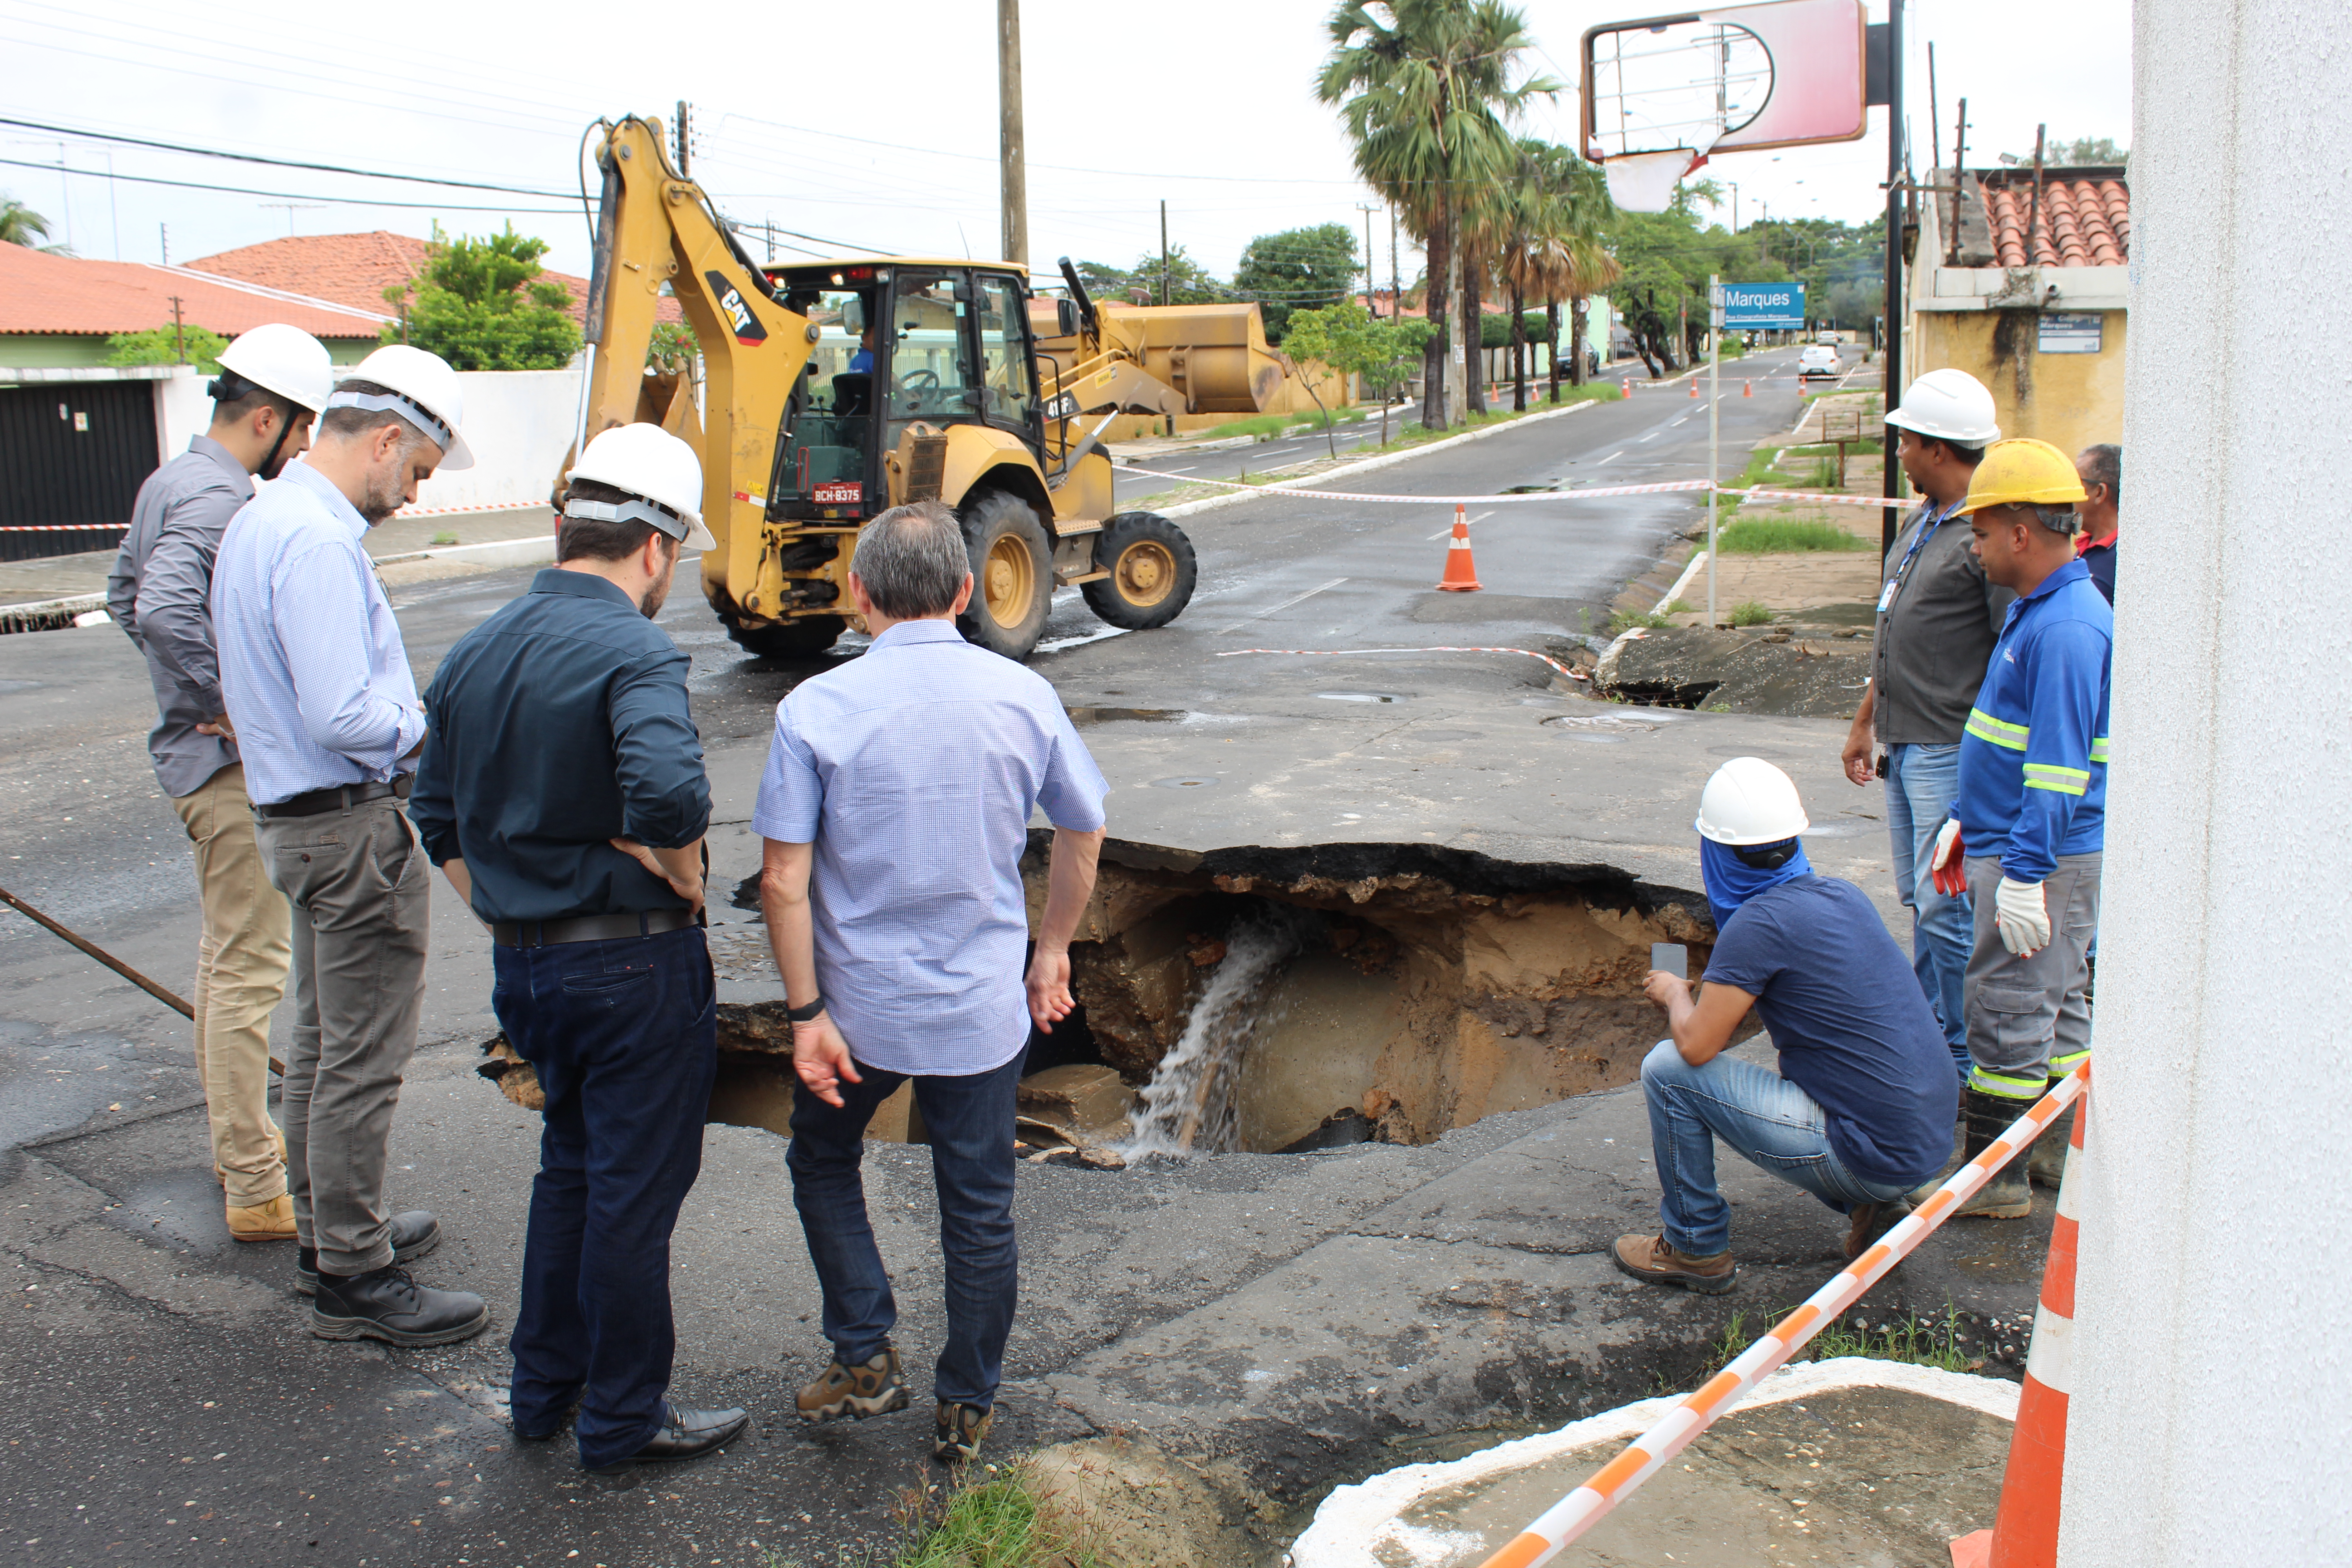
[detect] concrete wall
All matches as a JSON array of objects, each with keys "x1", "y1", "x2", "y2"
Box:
[
  {"x1": 0, "y1": 333, "x2": 375, "y2": 369},
  {"x1": 2059, "y1": 3, "x2": 2352, "y2": 1562},
  {"x1": 1910, "y1": 307, "x2": 2127, "y2": 457}
]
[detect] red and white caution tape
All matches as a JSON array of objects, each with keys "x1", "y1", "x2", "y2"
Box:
[
  {"x1": 0, "y1": 523, "x2": 126, "y2": 533},
  {"x1": 1217, "y1": 645, "x2": 1583, "y2": 679},
  {"x1": 1467, "y1": 1062, "x2": 2090, "y2": 1568},
  {"x1": 390, "y1": 498, "x2": 547, "y2": 519},
  {"x1": 1116, "y1": 464, "x2": 1896, "y2": 511},
  {"x1": 1726, "y1": 486, "x2": 1906, "y2": 509}
]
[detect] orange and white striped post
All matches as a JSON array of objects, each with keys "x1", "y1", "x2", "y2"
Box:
[{"x1": 1949, "y1": 1077, "x2": 2089, "y2": 1568}]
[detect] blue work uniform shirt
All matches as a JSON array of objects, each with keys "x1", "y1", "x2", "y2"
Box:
[
  {"x1": 751, "y1": 619, "x2": 1109, "y2": 1078},
  {"x1": 1702, "y1": 875, "x2": 1958, "y2": 1188},
  {"x1": 411, "y1": 569, "x2": 710, "y2": 924}
]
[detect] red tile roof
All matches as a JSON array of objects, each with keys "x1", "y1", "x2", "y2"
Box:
[
  {"x1": 0, "y1": 243, "x2": 386, "y2": 340},
  {"x1": 186, "y1": 230, "x2": 681, "y2": 329},
  {"x1": 1977, "y1": 171, "x2": 2130, "y2": 268}
]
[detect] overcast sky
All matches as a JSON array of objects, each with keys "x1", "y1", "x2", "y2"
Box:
[{"x1": 0, "y1": 0, "x2": 2131, "y2": 289}]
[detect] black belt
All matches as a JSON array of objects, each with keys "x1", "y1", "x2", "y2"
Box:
[
  {"x1": 491, "y1": 908, "x2": 701, "y2": 948},
  {"x1": 255, "y1": 775, "x2": 413, "y2": 819}
]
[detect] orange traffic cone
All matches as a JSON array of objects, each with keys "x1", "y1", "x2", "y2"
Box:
[
  {"x1": 1949, "y1": 1082, "x2": 2087, "y2": 1568},
  {"x1": 1743, "y1": 380, "x2": 1753, "y2": 397},
  {"x1": 1688, "y1": 378, "x2": 1700, "y2": 398},
  {"x1": 1436, "y1": 504, "x2": 1482, "y2": 592}
]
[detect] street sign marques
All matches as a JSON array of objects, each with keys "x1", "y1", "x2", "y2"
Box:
[{"x1": 1721, "y1": 282, "x2": 1807, "y2": 328}]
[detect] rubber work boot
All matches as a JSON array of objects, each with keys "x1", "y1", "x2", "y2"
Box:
[
  {"x1": 296, "y1": 1211, "x2": 442, "y2": 1297},
  {"x1": 2029, "y1": 1100, "x2": 2077, "y2": 1190},
  {"x1": 934, "y1": 1401, "x2": 993, "y2": 1465},
  {"x1": 226, "y1": 1193, "x2": 297, "y2": 1243},
  {"x1": 1951, "y1": 1088, "x2": 2035, "y2": 1219},
  {"x1": 311, "y1": 1264, "x2": 489, "y2": 1347},
  {"x1": 796, "y1": 1348, "x2": 909, "y2": 1423},
  {"x1": 1843, "y1": 1197, "x2": 1913, "y2": 1260},
  {"x1": 1611, "y1": 1233, "x2": 1737, "y2": 1294}
]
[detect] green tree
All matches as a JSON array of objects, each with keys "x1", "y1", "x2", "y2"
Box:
[
  {"x1": 1318, "y1": 0, "x2": 1556, "y2": 429},
  {"x1": 2010, "y1": 136, "x2": 2127, "y2": 166},
  {"x1": 104, "y1": 322, "x2": 230, "y2": 372},
  {"x1": 1073, "y1": 246, "x2": 1226, "y2": 307},
  {"x1": 387, "y1": 225, "x2": 581, "y2": 371},
  {"x1": 1, "y1": 194, "x2": 71, "y2": 254},
  {"x1": 1495, "y1": 140, "x2": 1617, "y2": 407},
  {"x1": 1232, "y1": 223, "x2": 1358, "y2": 343},
  {"x1": 1280, "y1": 300, "x2": 1434, "y2": 447}
]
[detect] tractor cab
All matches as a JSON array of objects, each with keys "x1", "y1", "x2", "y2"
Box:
[{"x1": 764, "y1": 260, "x2": 1044, "y2": 523}]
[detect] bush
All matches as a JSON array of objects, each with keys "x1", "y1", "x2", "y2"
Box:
[
  {"x1": 104, "y1": 322, "x2": 229, "y2": 373},
  {"x1": 1728, "y1": 599, "x2": 1775, "y2": 627},
  {"x1": 1715, "y1": 518, "x2": 1876, "y2": 554}
]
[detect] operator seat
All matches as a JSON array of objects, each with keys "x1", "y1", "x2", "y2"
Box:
[{"x1": 832, "y1": 372, "x2": 873, "y2": 417}]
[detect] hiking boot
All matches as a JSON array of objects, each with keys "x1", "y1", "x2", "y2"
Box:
[
  {"x1": 795, "y1": 1348, "x2": 909, "y2": 1423},
  {"x1": 1952, "y1": 1088, "x2": 2034, "y2": 1220},
  {"x1": 934, "y1": 1401, "x2": 993, "y2": 1464},
  {"x1": 1843, "y1": 1198, "x2": 1912, "y2": 1260},
  {"x1": 1611, "y1": 1234, "x2": 1736, "y2": 1294},
  {"x1": 2028, "y1": 1101, "x2": 2077, "y2": 1190},
  {"x1": 226, "y1": 1193, "x2": 297, "y2": 1243},
  {"x1": 311, "y1": 1265, "x2": 489, "y2": 1348},
  {"x1": 295, "y1": 1211, "x2": 441, "y2": 1297}
]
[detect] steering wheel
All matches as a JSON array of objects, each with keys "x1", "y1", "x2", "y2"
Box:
[{"x1": 898, "y1": 369, "x2": 940, "y2": 392}]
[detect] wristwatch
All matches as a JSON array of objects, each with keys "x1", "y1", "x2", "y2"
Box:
[{"x1": 784, "y1": 995, "x2": 827, "y2": 1024}]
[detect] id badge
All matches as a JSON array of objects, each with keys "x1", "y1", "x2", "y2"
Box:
[{"x1": 1877, "y1": 580, "x2": 1898, "y2": 612}]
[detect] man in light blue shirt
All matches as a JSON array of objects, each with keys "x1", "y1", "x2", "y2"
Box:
[
  {"x1": 754, "y1": 500, "x2": 1107, "y2": 1464},
  {"x1": 212, "y1": 344, "x2": 488, "y2": 1351}
]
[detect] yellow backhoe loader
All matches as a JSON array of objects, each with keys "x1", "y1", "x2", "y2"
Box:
[{"x1": 571, "y1": 114, "x2": 1289, "y2": 661}]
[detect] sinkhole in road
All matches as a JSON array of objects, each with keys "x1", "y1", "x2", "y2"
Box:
[{"x1": 474, "y1": 840, "x2": 1718, "y2": 1159}]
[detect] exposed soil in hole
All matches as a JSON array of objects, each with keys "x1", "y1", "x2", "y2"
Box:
[{"x1": 1027, "y1": 835, "x2": 1728, "y2": 1154}]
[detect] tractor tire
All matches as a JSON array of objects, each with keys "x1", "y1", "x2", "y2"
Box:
[
  {"x1": 720, "y1": 611, "x2": 843, "y2": 662},
  {"x1": 956, "y1": 490, "x2": 1053, "y2": 660},
  {"x1": 1081, "y1": 512, "x2": 1196, "y2": 630}
]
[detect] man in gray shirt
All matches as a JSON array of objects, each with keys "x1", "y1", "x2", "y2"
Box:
[
  {"x1": 106, "y1": 323, "x2": 332, "y2": 1243},
  {"x1": 1839, "y1": 369, "x2": 2012, "y2": 1079}
]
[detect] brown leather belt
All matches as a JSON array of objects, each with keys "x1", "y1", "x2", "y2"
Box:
[
  {"x1": 255, "y1": 774, "x2": 413, "y2": 819},
  {"x1": 490, "y1": 908, "x2": 701, "y2": 948}
]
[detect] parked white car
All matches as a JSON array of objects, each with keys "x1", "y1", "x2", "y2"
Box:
[{"x1": 1798, "y1": 344, "x2": 1842, "y2": 379}]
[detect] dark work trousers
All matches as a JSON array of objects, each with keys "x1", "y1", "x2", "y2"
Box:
[
  {"x1": 787, "y1": 1052, "x2": 1022, "y2": 1410},
  {"x1": 493, "y1": 925, "x2": 715, "y2": 1469}
]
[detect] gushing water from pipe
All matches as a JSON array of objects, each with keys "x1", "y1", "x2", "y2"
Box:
[{"x1": 1122, "y1": 910, "x2": 1311, "y2": 1156}]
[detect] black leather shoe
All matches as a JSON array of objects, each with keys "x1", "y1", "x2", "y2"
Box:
[
  {"x1": 586, "y1": 1404, "x2": 749, "y2": 1475},
  {"x1": 311, "y1": 1265, "x2": 489, "y2": 1347},
  {"x1": 295, "y1": 1211, "x2": 441, "y2": 1297}
]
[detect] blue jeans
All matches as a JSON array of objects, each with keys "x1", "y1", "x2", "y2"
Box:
[
  {"x1": 1884, "y1": 741, "x2": 1970, "y2": 1070},
  {"x1": 493, "y1": 926, "x2": 716, "y2": 1469},
  {"x1": 787, "y1": 1051, "x2": 1022, "y2": 1410},
  {"x1": 1641, "y1": 1042, "x2": 1915, "y2": 1257}
]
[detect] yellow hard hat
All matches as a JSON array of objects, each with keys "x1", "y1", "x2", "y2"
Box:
[{"x1": 1957, "y1": 437, "x2": 2088, "y2": 515}]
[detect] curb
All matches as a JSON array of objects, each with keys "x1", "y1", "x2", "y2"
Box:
[
  {"x1": 372, "y1": 534, "x2": 556, "y2": 570},
  {"x1": 1156, "y1": 398, "x2": 1605, "y2": 522}
]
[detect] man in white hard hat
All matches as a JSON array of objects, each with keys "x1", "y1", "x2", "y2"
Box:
[
  {"x1": 211, "y1": 343, "x2": 488, "y2": 1348},
  {"x1": 1615, "y1": 758, "x2": 1957, "y2": 1294},
  {"x1": 1840, "y1": 367, "x2": 2012, "y2": 1083},
  {"x1": 410, "y1": 423, "x2": 747, "y2": 1475},
  {"x1": 105, "y1": 322, "x2": 333, "y2": 1244}
]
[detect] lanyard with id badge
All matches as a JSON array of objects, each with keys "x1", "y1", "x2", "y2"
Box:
[{"x1": 1877, "y1": 500, "x2": 1959, "y2": 615}]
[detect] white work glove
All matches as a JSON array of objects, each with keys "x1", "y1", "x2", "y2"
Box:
[{"x1": 1993, "y1": 877, "x2": 2051, "y2": 956}]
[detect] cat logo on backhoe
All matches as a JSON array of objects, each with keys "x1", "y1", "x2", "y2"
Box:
[{"x1": 706, "y1": 271, "x2": 768, "y2": 347}]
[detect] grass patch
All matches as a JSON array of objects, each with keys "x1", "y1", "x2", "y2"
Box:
[
  {"x1": 1608, "y1": 602, "x2": 1684, "y2": 634},
  {"x1": 1727, "y1": 599, "x2": 1775, "y2": 627},
  {"x1": 1715, "y1": 517, "x2": 1875, "y2": 554},
  {"x1": 429, "y1": 530, "x2": 459, "y2": 547},
  {"x1": 768, "y1": 1466, "x2": 1102, "y2": 1568},
  {"x1": 1198, "y1": 413, "x2": 1290, "y2": 442},
  {"x1": 1732, "y1": 446, "x2": 1801, "y2": 490},
  {"x1": 1784, "y1": 439, "x2": 1883, "y2": 457},
  {"x1": 1682, "y1": 1303, "x2": 1983, "y2": 1389}
]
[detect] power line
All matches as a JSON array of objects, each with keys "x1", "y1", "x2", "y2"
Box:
[
  {"x1": 0, "y1": 115, "x2": 571, "y2": 198},
  {"x1": 0, "y1": 156, "x2": 574, "y2": 214}
]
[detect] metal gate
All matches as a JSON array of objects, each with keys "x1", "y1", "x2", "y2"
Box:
[{"x1": 0, "y1": 380, "x2": 158, "y2": 564}]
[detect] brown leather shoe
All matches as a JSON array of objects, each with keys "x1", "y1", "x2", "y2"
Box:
[
  {"x1": 1612, "y1": 1233, "x2": 1736, "y2": 1294},
  {"x1": 226, "y1": 1193, "x2": 297, "y2": 1243},
  {"x1": 1843, "y1": 1198, "x2": 1912, "y2": 1260},
  {"x1": 795, "y1": 1348, "x2": 909, "y2": 1423}
]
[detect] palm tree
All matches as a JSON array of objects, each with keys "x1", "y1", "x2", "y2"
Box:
[
  {"x1": 1318, "y1": 0, "x2": 1555, "y2": 429},
  {"x1": 1, "y1": 196, "x2": 69, "y2": 253},
  {"x1": 1498, "y1": 144, "x2": 1618, "y2": 407}
]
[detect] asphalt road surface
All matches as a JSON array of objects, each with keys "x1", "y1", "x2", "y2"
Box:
[{"x1": 0, "y1": 344, "x2": 1891, "y2": 1567}]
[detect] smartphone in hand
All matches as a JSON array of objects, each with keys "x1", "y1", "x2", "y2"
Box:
[{"x1": 1651, "y1": 942, "x2": 1688, "y2": 980}]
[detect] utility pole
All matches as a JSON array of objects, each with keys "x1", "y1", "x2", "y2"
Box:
[
  {"x1": 997, "y1": 0, "x2": 1028, "y2": 266},
  {"x1": 1358, "y1": 202, "x2": 1378, "y2": 314},
  {"x1": 1708, "y1": 274, "x2": 1722, "y2": 626},
  {"x1": 1390, "y1": 209, "x2": 1400, "y2": 321},
  {"x1": 1948, "y1": 98, "x2": 1970, "y2": 266},
  {"x1": 674, "y1": 101, "x2": 691, "y2": 175},
  {"x1": 1879, "y1": 0, "x2": 1906, "y2": 553},
  {"x1": 158, "y1": 222, "x2": 167, "y2": 265},
  {"x1": 169, "y1": 296, "x2": 186, "y2": 365},
  {"x1": 1160, "y1": 200, "x2": 1170, "y2": 306}
]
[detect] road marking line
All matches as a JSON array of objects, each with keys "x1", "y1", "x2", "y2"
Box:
[
  {"x1": 1216, "y1": 576, "x2": 1349, "y2": 633},
  {"x1": 1034, "y1": 625, "x2": 1130, "y2": 654},
  {"x1": 1427, "y1": 508, "x2": 1496, "y2": 539}
]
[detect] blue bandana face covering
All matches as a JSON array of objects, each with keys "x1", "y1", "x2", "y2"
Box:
[{"x1": 1700, "y1": 836, "x2": 1814, "y2": 931}]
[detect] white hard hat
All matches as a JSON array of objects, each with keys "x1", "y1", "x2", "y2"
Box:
[
  {"x1": 329, "y1": 344, "x2": 474, "y2": 470},
  {"x1": 564, "y1": 423, "x2": 715, "y2": 551},
  {"x1": 1695, "y1": 757, "x2": 1810, "y2": 846},
  {"x1": 213, "y1": 323, "x2": 335, "y2": 413},
  {"x1": 1885, "y1": 368, "x2": 2000, "y2": 446}
]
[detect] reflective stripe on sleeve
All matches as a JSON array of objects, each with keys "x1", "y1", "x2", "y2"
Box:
[
  {"x1": 2088, "y1": 736, "x2": 2110, "y2": 763},
  {"x1": 2023, "y1": 763, "x2": 2089, "y2": 795},
  {"x1": 1966, "y1": 707, "x2": 2030, "y2": 750}
]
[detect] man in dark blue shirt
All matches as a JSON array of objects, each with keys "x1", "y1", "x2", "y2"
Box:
[
  {"x1": 411, "y1": 424, "x2": 744, "y2": 1477},
  {"x1": 1615, "y1": 759, "x2": 1958, "y2": 1294},
  {"x1": 2074, "y1": 443, "x2": 2120, "y2": 605}
]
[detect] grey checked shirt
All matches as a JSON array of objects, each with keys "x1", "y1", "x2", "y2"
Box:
[{"x1": 107, "y1": 436, "x2": 253, "y2": 798}]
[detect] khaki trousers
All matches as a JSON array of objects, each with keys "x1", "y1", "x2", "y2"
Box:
[
  {"x1": 168, "y1": 764, "x2": 292, "y2": 1207},
  {"x1": 257, "y1": 794, "x2": 430, "y2": 1275}
]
